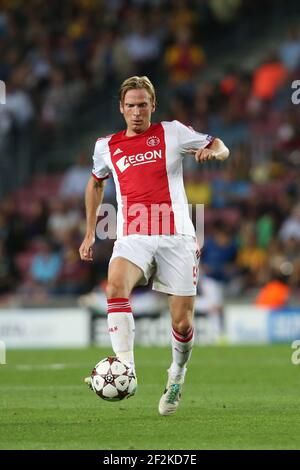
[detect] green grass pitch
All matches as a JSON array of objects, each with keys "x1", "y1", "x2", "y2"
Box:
[{"x1": 0, "y1": 345, "x2": 299, "y2": 450}]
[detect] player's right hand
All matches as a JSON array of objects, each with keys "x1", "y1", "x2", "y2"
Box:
[
  {"x1": 79, "y1": 235, "x2": 95, "y2": 262},
  {"x1": 187, "y1": 148, "x2": 217, "y2": 163}
]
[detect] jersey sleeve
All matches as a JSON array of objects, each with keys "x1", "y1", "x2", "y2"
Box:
[
  {"x1": 174, "y1": 120, "x2": 214, "y2": 154},
  {"x1": 92, "y1": 138, "x2": 111, "y2": 181}
]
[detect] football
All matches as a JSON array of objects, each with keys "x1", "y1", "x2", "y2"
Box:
[{"x1": 90, "y1": 356, "x2": 137, "y2": 401}]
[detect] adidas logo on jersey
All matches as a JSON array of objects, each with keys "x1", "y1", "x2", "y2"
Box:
[
  {"x1": 116, "y1": 150, "x2": 162, "y2": 173},
  {"x1": 113, "y1": 148, "x2": 123, "y2": 156}
]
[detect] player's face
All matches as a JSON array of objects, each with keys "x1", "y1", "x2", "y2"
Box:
[{"x1": 120, "y1": 89, "x2": 155, "y2": 136}]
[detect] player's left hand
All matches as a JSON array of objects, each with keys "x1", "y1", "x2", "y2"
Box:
[
  {"x1": 186, "y1": 148, "x2": 217, "y2": 163},
  {"x1": 79, "y1": 235, "x2": 95, "y2": 262}
]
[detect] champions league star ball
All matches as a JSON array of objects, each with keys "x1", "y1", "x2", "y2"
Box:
[{"x1": 91, "y1": 356, "x2": 137, "y2": 401}]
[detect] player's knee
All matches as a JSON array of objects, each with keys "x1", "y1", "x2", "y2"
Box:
[
  {"x1": 106, "y1": 279, "x2": 128, "y2": 299},
  {"x1": 172, "y1": 317, "x2": 193, "y2": 336}
]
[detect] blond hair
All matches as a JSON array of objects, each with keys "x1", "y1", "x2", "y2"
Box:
[{"x1": 119, "y1": 76, "x2": 156, "y2": 106}]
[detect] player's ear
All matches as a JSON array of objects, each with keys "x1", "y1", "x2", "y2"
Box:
[
  {"x1": 151, "y1": 102, "x2": 156, "y2": 113},
  {"x1": 119, "y1": 101, "x2": 124, "y2": 114}
]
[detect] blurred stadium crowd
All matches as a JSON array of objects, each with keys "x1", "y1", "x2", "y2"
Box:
[{"x1": 0, "y1": 0, "x2": 300, "y2": 307}]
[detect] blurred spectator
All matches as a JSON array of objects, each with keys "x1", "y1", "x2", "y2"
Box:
[
  {"x1": 90, "y1": 30, "x2": 133, "y2": 88},
  {"x1": 222, "y1": 74, "x2": 252, "y2": 124},
  {"x1": 220, "y1": 66, "x2": 239, "y2": 96},
  {"x1": 4, "y1": 75, "x2": 35, "y2": 131},
  {"x1": 279, "y1": 203, "x2": 300, "y2": 242},
  {"x1": 52, "y1": 236, "x2": 90, "y2": 296},
  {"x1": 279, "y1": 27, "x2": 300, "y2": 71},
  {"x1": 25, "y1": 200, "x2": 49, "y2": 239},
  {"x1": 47, "y1": 198, "x2": 81, "y2": 243},
  {"x1": 164, "y1": 29, "x2": 205, "y2": 89},
  {"x1": 210, "y1": 175, "x2": 231, "y2": 209},
  {"x1": 201, "y1": 222, "x2": 238, "y2": 283},
  {"x1": 237, "y1": 231, "x2": 268, "y2": 286},
  {"x1": 169, "y1": 0, "x2": 199, "y2": 34},
  {"x1": 255, "y1": 274, "x2": 291, "y2": 308},
  {"x1": 124, "y1": 18, "x2": 162, "y2": 77},
  {"x1": 209, "y1": 0, "x2": 241, "y2": 24},
  {"x1": 29, "y1": 238, "x2": 62, "y2": 286},
  {"x1": 256, "y1": 212, "x2": 275, "y2": 249},
  {"x1": 16, "y1": 238, "x2": 62, "y2": 300},
  {"x1": 41, "y1": 69, "x2": 85, "y2": 129},
  {"x1": 277, "y1": 109, "x2": 300, "y2": 152},
  {"x1": 252, "y1": 53, "x2": 288, "y2": 101},
  {"x1": 59, "y1": 153, "x2": 91, "y2": 199}
]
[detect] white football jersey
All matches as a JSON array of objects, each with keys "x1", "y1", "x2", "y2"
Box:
[{"x1": 92, "y1": 120, "x2": 214, "y2": 238}]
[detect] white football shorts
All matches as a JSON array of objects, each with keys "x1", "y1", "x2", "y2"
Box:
[{"x1": 110, "y1": 235, "x2": 200, "y2": 296}]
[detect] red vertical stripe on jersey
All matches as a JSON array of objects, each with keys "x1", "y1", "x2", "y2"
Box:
[{"x1": 108, "y1": 124, "x2": 175, "y2": 236}]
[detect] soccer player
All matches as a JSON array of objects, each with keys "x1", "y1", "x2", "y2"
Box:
[{"x1": 79, "y1": 76, "x2": 229, "y2": 415}]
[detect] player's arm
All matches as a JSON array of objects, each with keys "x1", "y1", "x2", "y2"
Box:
[
  {"x1": 188, "y1": 138, "x2": 230, "y2": 163},
  {"x1": 175, "y1": 121, "x2": 229, "y2": 163},
  {"x1": 79, "y1": 176, "x2": 106, "y2": 262}
]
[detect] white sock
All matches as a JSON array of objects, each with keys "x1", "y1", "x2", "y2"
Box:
[
  {"x1": 169, "y1": 327, "x2": 194, "y2": 378},
  {"x1": 107, "y1": 298, "x2": 135, "y2": 371}
]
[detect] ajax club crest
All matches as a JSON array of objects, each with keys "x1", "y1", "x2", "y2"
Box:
[{"x1": 146, "y1": 136, "x2": 160, "y2": 147}]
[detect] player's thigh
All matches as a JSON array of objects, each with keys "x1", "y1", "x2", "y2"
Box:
[
  {"x1": 168, "y1": 295, "x2": 195, "y2": 334},
  {"x1": 107, "y1": 257, "x2": 144, "y2": 298},
  {"x1": 107, "y1": 235, "x2": 156, "y2": 296},
  {"x1": 153, "y1": 235, "x2": 199, "y2": 296}
]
